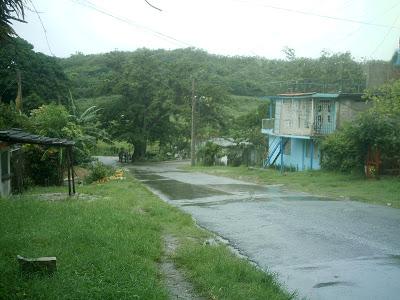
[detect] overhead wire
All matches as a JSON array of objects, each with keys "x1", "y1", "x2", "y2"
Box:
[
  {"x1": 27, "y1": 0, "x2": 55, "y2": 56},
  {"x1": 228, "y1": 0, "x2": 400, "y2": 30},
  {"x1": 331, "y1": 1, "x2": 400, "y2": 49},
  {"x1": 369, "y1": 12, "x2": 400, "y2": 57},
  {"x1": 70, "y1": 0, "x2": 193, "y2": 48}
]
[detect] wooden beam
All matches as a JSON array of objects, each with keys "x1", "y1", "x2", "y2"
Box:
[
  {"x1": 70, "y1": 147, "x2": 76, "y2": 194},
  {"x1": 67, "y1": 148, "x2": 72, "y2": 196}
]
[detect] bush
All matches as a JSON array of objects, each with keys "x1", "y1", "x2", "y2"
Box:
[
  {"x1": 22, "y1": 144, "x2": 65, "y2": 186},
  {"x1": 227, "y1": 146, "x2": 243, "y2": 167},
  {"x1": 85, "y1": 161, "x2": 114, "y2": 183},
  {"x1": 320, "y1": 125, "x2": 363, "y2": 172},
  {"x1": 321, "y1": 111, "x2": 400, "y2": 173},
  {"x1": 197, "y1": 142, "x2": 222, "y2": 166}
]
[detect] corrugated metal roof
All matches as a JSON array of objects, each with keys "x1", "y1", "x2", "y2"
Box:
[
  {"x1": 0, "y1": 128, "x2": 75, "y2": 146},
  {"x1": 312, "y1": 93, "x2": 339, "y2": 98},
  {"x1": 277, "y1": 92, "x2": 316, "y2": 97},
  {"x1": 264, "y1": 92, "x2": 364, "y2": 101}
]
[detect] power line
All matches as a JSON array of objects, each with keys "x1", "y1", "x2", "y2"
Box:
[
  {"x1": 369, "y1": 13, "x2": 400, "y2": 57},
  {"x1": 333, "y1": 1, "x2": 400, "y2": 45},
  {"x1": 144, "y1": 0, "x2": 162, "y2": 12},
  {"x1": 27, "y1": 0, "x2": 55, "y2": 56},
  {"x1": 229, "y1": 0, "x2": 400, "y2": 30},
  {"x1": 71, "y1": 0, "x2": 192, "y2": 48}
]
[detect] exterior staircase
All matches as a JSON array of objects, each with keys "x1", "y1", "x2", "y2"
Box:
[{"x1": 263, "y1": 136, "x2": 287, "y2": 168}]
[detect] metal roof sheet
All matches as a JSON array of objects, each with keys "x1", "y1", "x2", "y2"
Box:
[
  {"x1": 0, "y1": 128, "x2": 75, "y2": 146},
  {"x1": 263, "y1": 92, "x2": 364, "y2": 101}
]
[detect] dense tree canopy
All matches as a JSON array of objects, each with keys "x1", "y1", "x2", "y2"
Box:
[
  {"x1": 59, "y1": 47, "x2": 366, "y2": 157},
  {"x1": 61, "y1": 48, "x2": 366, "y2": 100},
  {"x1": 0, "y1": 38, "x2": 69, "y2": 111},
  {"x1": 0, "y1": 35, "x2": 368, "y2": 160}
]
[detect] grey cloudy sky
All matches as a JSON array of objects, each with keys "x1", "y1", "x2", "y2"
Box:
[{"x1": 13, "y1": 0, "x2": 400, "y2": 60}]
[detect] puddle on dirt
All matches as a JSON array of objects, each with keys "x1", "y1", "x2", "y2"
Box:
[
  {"x1": 294, "y1": 265, "x2": 331, "y2": 271},
  {"x1": 313, "y1": 281, "x2": 355, "y2": 288},
  {"x1": 144, "y1": 179, "x2": 229, "y2": 200},
  {"x1": 133, "y1": 173, "x2": 166, "y2": 181},
  {"x1": 280, "y1": 195, "x2": 338, "y2": 202},
  {"x1": 181, "y1": 197, "x2": 267, "y2": 207},
  {"x1": 376, "y1": 255, "x2": 400, "y2": 267},
  {"x1": 209, "y1": 184, "x2": 270, "y2": 194}
]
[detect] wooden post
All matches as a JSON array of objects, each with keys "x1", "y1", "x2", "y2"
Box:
[
  {"x1": 280, "y1": 137, "x2": 284, "y2": 174},
  {"x1": 191, "y1": 78, "x2": 196, "y2": 166},
  {"x1": 67, "y1": 148, "x2": 72, "y2": 196},
  {"x1": 15, "y1": 69, "x2": 22, "y2": 112},
  {"x1": 70, "y1": 147, "x2": 76, "y2": 194},
  {"x1": 310, "y1": 140, "x2": 314, "y2": 170}
]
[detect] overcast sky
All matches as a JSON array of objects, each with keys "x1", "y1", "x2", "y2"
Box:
[{"x1": 13, "y1": 0, "x2": 400, "y2": 60}]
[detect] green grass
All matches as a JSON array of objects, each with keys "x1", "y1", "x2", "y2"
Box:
[
  {"x1": 0, "y1": 174, "x2": 291, "y2": 299},
  {"x1": 223, "y1": 95, "x2": 264, "y2": 118},
  {"x1": 176, "y1": 242, "x2": 292, "y2": 300},
  {"x1": 185, "y1": 165, "x2": 400, "y2": 208}
]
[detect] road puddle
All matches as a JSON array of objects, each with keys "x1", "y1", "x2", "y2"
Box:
[
  {"x1": 209, "y1": 184, "x2": 270, "y2": 194},
  {"x1": 143, "y1": 179, "x2": 229, "y2": 200},
  {"x1": 133, "y1": 173, "x2": 166, "y2": 181},
  {"x1": 313, "y1": 281, "x2": 355, "y2": 288}
]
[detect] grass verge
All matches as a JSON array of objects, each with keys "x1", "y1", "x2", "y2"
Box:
[
  {"x1": 0, "y1": 174, "x2": 291, "y2": 299},
  {"x1": 185, "y1": 165, "x2": 400, "y2": 209}
]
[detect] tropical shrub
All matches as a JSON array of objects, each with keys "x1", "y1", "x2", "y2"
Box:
[
  {"x1": 197, "y1": 142, "x2": 222, "y2": 166},
  {"x1": 85, "y1": 161, "x2": 114, "y2": 183},
  {"x1": 321, "y1": 80, "x2": 400, "y2": 173}
]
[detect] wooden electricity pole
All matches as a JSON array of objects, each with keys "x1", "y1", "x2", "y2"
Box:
[
  {"x1": 191, "y1": 78, "x2": 196, "y2": 166},
  {"x1": 15, "y1": 69, "x2": 22, "y2": 112}
]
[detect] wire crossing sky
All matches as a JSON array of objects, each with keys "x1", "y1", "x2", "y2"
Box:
[{"x1": 13, "y1": 0, "x2": 400, "y2": 60}]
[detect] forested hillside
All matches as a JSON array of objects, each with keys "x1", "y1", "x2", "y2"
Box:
[
  {"x1": 0, "y1": 38, "x2": 69, "y2": 111},
  {"x1": 61, "y1": 47, "x2": 366, "y2": 99},
  {"x1": 1, "y1": 37, "x2": 367, "y2": 158}
]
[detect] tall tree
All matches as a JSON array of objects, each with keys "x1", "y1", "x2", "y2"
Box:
[
  {"x1": 0, "y1": 37, "x2": 69, "y2": 110},
  {"x1": 0, "y1": 0, "x2": 25, "y2": 42}
]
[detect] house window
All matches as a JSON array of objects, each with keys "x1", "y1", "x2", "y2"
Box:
[
  {"x1": 283, "y1": 139, "x2": 291, "y2": 155},
  {"x1": 1, "y1": 151, "x2": 9, "y2": 178},
  {"x1": 327, "y1": 115, "x2": 331, "y2": 123}
]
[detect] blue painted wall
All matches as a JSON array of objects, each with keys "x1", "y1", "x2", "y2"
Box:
[{"x1": 268, "y1": 136, "x2": 320, "y2": 170}]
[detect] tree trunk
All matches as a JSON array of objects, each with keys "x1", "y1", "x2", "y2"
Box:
[{"x1": 132, "y1": 139, "x2": 147, "y2": 161}]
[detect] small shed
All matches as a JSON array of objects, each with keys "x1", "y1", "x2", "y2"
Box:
[{"x1": 0, "y1": 128, "x2": 76, "y2": 197}]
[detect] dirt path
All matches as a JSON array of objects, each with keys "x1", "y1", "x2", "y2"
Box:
[{"x1": 160, "y1": 235, "x2": 204, "y2": 300}]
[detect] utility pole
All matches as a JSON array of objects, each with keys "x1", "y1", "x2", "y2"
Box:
[
  {"x1": 15, "y1": 69, "x2": 22, "y2": 112},
  {"x1": 191, "y1": 78, "x2": 196, "y2": 166}
]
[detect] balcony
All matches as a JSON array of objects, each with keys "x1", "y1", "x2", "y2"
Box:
[{"x1": 261, "y1": 118, "x2": 274, "y2": 134}]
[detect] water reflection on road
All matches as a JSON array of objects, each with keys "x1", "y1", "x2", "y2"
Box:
[{"x1": 122, "y1": 159, "x2": 400, "y2": 300}]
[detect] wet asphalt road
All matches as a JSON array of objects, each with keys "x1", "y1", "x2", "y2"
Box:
[{"x1": 99, "y1": 158, "x2": 400, "y2": 300}]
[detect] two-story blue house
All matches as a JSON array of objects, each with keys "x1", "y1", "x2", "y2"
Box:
[{"x1": 262, "y1": 92, "x2": 368, "y2": 171}]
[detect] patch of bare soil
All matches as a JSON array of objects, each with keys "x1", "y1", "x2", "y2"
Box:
[
  {"x1": 160, "y1": 235, "x2": 205, "y2": 300},
  {"x1": 34, "y1": 193, "x2": 101, "y2": 202}
]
